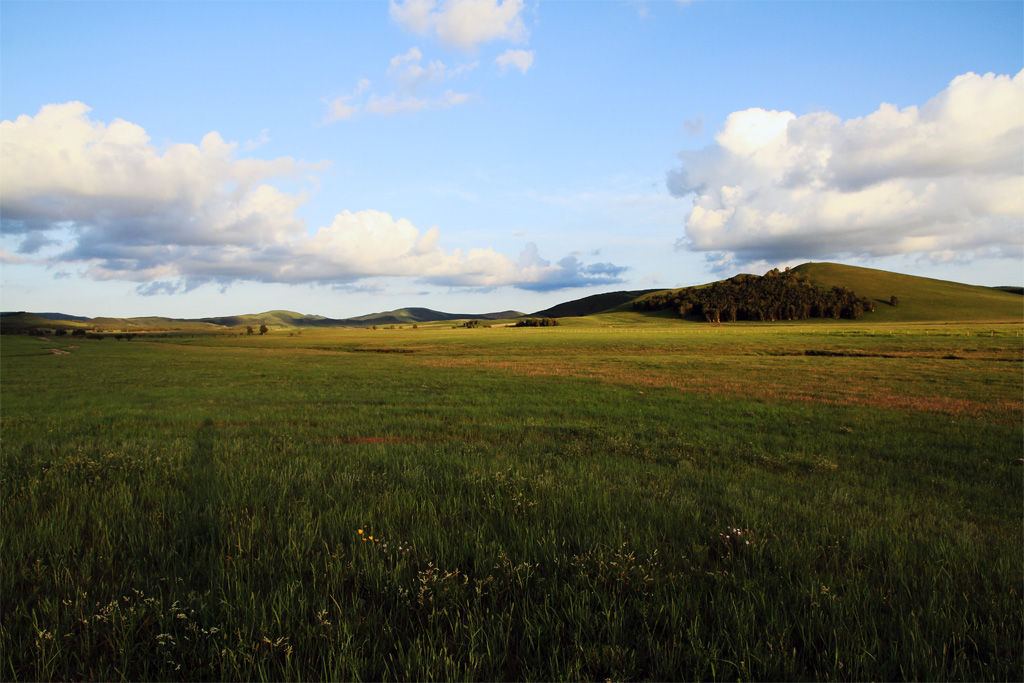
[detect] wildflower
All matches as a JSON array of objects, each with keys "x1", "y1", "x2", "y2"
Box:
[{"x1": 358, "y1": 529, "x2": 364, "y2": 535}]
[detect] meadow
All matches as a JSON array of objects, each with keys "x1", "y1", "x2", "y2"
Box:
[{"x1": 2, "y1": 320, "x2": 1021, "y2": 681}]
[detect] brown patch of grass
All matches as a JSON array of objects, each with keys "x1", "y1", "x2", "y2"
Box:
[{"x1": 417, "y1": 356, "x2": 1022, "y2": 421}]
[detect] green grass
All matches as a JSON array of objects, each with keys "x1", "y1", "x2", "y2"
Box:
[{"x1": 2, "y1": 324, "x2": 1022, "y2": 681}]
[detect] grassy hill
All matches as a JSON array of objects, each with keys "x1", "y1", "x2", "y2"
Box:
[
  {"x1": 793, "y1": 262, "x2": 1023, "y2": 323},
  {"x1": 198, "y1": 310, "x2": 322, "y2": 329},
  {"x1": 0, "y1": 312, "x2": 82, "y2": 332},
  {"x1": 2, "y1": 307, "x2": 526, "y2": 334},
  {"x1": 531, "y1": 290, "x2": 660, "y2": 318},
  {"x1": 349, "y1": 307, "x2": 522, "y2": 325},
  {"x1": 34, "y1": 312, "x2": 92, "y2": 322},
  {"x1": 4, "y1": 263, "x2": 1019, "y2": 332},
  {"x1": 604, "y1": 263, "x2": 1022, "y2": 325}
]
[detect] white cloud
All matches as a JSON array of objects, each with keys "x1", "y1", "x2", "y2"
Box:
[
  {"x1": 495, "y1": 49, "x2": 533, "y2": 75},
  {"x1": 244, "y1": 128, "x2": 270, "y2": 151},
  {"x1": 668, "y1": 70, "x2": 1024, "y2": 269},
  {"x1": 324, "y1": 79, "x2": 372, "y2": 123},
  {"x1": 325, "y1": 50, "x2": 475, "y2": 122},
  {"x1": 363, "y1": 89, "x2": 474, "y2": 117},
  {"x1": 2, "y1": 102, "x2": 318, "y2": 248},
  {"x1": 388, "y1": 47, "x2": 445, "y2": 89},
  {"x1": 1, "y1": 103, "x2": 625, "y2": 294},
  {"x1": 390, "y1": 0, "x2": 528, "y2": 50}
]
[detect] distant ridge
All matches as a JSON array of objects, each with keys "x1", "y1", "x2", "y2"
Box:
[
  {"x1": 348, "y1": 307, "x2": 522, "y2": 325},
  {"x1": 0, "y1": 307, "x2": 524, "y2": 333},
  {"x1": 33, "y1": 312, "x2": 92, "y2": 322},
  {"x1": 2, "y1": 263, "x2": 1020, "y2": 333}
]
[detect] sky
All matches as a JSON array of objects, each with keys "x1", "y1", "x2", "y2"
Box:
[{"x1": 1, "y1": 0, "x2": 1022, "y2": 319}]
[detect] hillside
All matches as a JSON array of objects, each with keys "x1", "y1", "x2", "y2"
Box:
[
  {"x1": 34, "y1": 312, "x2": 92, "y2": 322},
  {"x1": 348, "y1": 307, "x2": 522, "y2": 325},
  {"x1": 792, "y1": 262, "x2": 1023, "y2": 322},
  {"x1": 0, "y1": 312, "x2": 81, "y2": 332},
  {"x1": 530, "y1": 289, "x2": 660, "y2": 318},
  {"x1": 615, "y1": 263, "x2": 1022, "y2": 325},
  {"x1": 198, "y1": 311, "x2": 343, "y2": 329},
  {"x1": 3, "y1": 263, "x2": 1019, "y2": 332},
  {"x1": 1, "y1": 306, "x2": 524, "y2": 333}
]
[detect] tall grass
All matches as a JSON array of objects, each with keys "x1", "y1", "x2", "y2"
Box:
[{"x1": 2, "y1": 326, "x2": 1021, "y2": 680}]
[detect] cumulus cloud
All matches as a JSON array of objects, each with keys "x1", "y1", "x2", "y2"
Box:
[
  {"x1": 668, "y1": 70, "x2": 1024, "y2": 269},
  {"x1": 495, "y1": 48, "x2": 534, "y2": 75},
  {"x1": 1, "y1": 102, "x2": 625, "y2": 293},
  {"x1": 390, "y1": 0, "x2": 528, "y2": 50},
  {"x1": 2, "y1": 102, "x2": 318, "y2": 253}
]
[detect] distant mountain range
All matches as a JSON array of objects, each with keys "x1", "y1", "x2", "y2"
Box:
[{"x1": 2, "y1": 263, "x2": 1021, "y2": 333}]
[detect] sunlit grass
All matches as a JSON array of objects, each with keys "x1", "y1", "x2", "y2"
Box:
[{"x1": 2, "y1": 325, "x2": 1021, "y2": 680}]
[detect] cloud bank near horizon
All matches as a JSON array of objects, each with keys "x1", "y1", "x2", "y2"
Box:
[
  {"x1": 669, "y1": 70, "x2": 1024, "y2": 271},
  {"x1": 0, "y1": 102, "x2": 626, "y2": 295}
]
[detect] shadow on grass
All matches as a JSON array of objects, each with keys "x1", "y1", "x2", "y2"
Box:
[{"x1": 178, "y1": 417, "x2": 222, "y2": 591}]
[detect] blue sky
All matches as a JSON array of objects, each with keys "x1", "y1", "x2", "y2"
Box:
[{"x1": 2, "y1": 0, "x2": 1021, "y2": 319}]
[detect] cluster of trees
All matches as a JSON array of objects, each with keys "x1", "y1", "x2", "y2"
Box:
[
  {"x1": 635, "y1": 268, "x2": 877, "y2": 322},
  {"x1": 18, "y1": 328, "x2": 105, "y2": 337},
  {"x1": 514, "y1": 318, "x2": 560, "y2": 327}
]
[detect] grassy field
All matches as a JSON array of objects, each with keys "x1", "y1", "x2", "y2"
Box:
[{"x1": 2, "y1": 320, "x2": 1021, "y2": 681}]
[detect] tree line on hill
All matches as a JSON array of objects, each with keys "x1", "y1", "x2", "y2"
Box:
[
  {"x1": 514, "y1": 318, "x2": 560, "y2": 327},
  {"x1": 634, "y1": 268, "x2": 877, "y2": 322}
]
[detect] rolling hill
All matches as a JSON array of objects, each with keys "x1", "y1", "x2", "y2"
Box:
[
  {"x1": 530, "y1": 289, "x2": 660, "y2": 318},
  {"x1": 2, "y1": 263, "x2": 1020, "y2": 333},
  {"x1": 562, "y1": 262, "x2": 1022, "y2": 324},
  {"x1": 347, "y1": 307, "x2": 522, "y2": 326},
  {"x1": 791, "y1": 262, "x2": 1023, "y2": 322},
  {"x1": 0, "y1": 307, "x2": 524, "y2": 333}
]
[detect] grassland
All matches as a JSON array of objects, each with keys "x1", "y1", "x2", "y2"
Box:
[{"x1": 2, "y1": 319, "x2": 1021, "y2": 681}]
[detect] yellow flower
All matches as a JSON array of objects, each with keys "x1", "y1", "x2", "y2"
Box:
[{"x1": 357, "y1": 529, "x2": 364, "y2": 535}]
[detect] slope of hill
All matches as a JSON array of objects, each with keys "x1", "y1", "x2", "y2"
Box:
[
  {"x1": 0, "y1": 312, "x2": 80, "y2": 332},
  {"x1": 792, "y1": 262, "x2": 1023, "y2": 322},
  {"x1": 199, "y1": 310, "x2": 317, "y2": 328},
  {"x1": 349, "y1": 307, "x2": 522, "y2": 324},
  {"x1": 34, "y1": 312, "x2": 92, "y2": 322},
  {"x1": 4, "y1": 264, "x2": 1018, "y2": 332},
  {"x1": 2, "y1": 307, "x2": 526, "y2": 333},
  {"x1": 531, "y1": 290, "x2": 660, "y2": 318}
]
